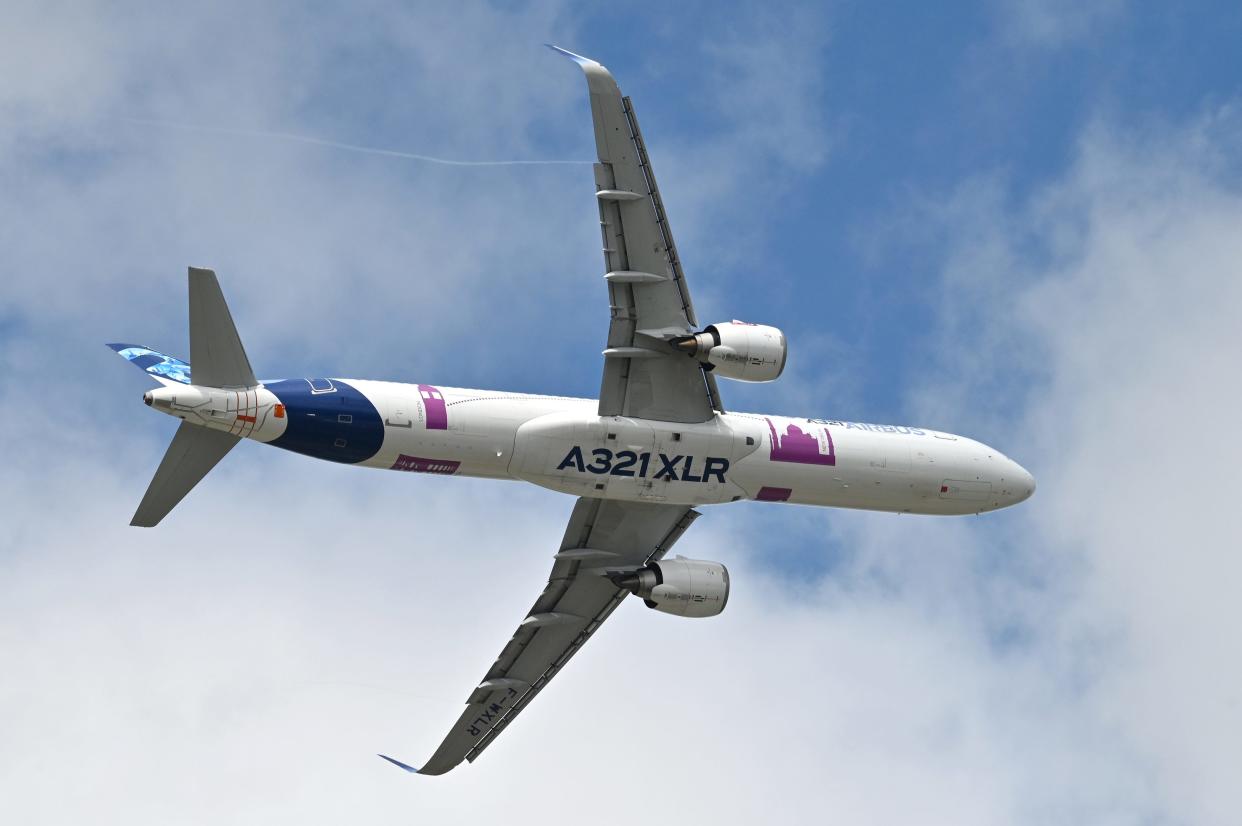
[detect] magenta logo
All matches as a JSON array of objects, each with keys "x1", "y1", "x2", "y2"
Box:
[
  {"x1": 392, "y1": 454, "x2": 460, "y2": 475},
  {"x1": 418, "y1": 384, "x2": 448, "y2": 430},
  {"x1": 767, "y1": 418, "x2": 836, "y2": 466}
]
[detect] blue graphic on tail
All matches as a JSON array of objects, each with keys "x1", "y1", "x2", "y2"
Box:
[{"x1": 107, "y1": 343, "x2": 192, "y2": 384}]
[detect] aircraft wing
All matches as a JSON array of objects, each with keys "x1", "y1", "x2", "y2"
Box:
[
  {"x1": 552, "y1": 46, "x2": 725, "y2": 423},
  {"x1": 381, "y1": 497, "x2": 698, "y2": 776}
]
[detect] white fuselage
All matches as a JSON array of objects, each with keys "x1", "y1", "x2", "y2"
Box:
[{"x1": 145, "y1": 377, "x2": 1035, "y2": 515}]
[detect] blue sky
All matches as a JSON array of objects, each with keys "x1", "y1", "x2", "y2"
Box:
[{"x1": 2, "y1": 2, "x2": 1241, "y2": 823}]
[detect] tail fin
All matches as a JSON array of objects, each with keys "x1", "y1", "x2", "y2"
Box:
[
  {"x1": 121, "y1": 267, "x2": 256, "y2": 526},
  {"x1": 188, "y1": 266, "x2": 256, "y2": 388},
  {"x1": 107, "y1": 343, "x2": 192, "y2": 385},
  {"x1": 131, "y1": 422, "x2": 240, "y2": 526}
]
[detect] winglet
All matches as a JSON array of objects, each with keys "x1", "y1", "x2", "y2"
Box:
[
  {"x1": 544, "y1": 44, "x2": 620, "y2": 105},
  {"x1": 544, "y1": 43, "x2": 600, "y2": 68},
  {"x1": 377, "y1": 754, "x2": 421, "y2": 774}
]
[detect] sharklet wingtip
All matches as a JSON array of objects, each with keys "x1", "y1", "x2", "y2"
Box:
[
  {"x1": 378, "y1": 754, "x2": 421, "y2": 774},
  {"x1": 545, "y1": 44, "x2": 596, "y2": 67}
]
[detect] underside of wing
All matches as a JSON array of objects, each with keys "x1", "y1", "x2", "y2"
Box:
[
  {"x1": 382, "y1": 497, "x2": 698, "y2": 776},
  {"x1": 552, "y1": 46, "x2": 725, "y2": 423}
]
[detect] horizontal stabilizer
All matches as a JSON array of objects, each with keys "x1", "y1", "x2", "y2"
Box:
[
  {"x1": 377, "y1": 754, "x2": 420, "y2": 774},
  {"x1": 189, "y1": 267, "x2": 256, "y2": 388},
  {"x1": 107, "y1": 343, "x2": 192, "y2": 385},
  {"x1": 131, "y1": 421, "x2": 240, "y2": 527}
]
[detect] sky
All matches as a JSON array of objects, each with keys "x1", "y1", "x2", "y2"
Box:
[{"x1": 2, "y1": 1, "x2": 1240, "y2": 823}]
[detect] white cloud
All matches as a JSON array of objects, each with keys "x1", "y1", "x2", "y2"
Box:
[
  {"x1": 0, "y1": 1, "x2": 597, "y2": 391},
  {"x1": 991, "y1": 0, "x2": 1127, "y2": 47},
  {"x1": 894, "y1": 107, "x2": 1242, "y2": 824}
]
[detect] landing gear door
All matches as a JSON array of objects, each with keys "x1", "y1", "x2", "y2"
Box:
[
  {"x1": 601, "y1": 418, "x2": 657, "y2": 501},
  {"x1": 639, "y1": 428, "x2": 683, "y2": 502}
]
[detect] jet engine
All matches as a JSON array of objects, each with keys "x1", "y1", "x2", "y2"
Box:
[
  {"x1": 674, "y1": 321, "x2": 787, "y2": 382},
  {"x1": 620, "y1": 556, "x2": 730, "y2": 618}
]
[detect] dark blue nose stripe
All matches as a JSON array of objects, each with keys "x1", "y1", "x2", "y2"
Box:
[{"x1": 265, "y1": 379, "x2": 384, "y2": 464}]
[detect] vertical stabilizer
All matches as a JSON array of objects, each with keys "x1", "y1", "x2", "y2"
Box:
[{"x1": 189, "y1": 267, "x2": 256, "y2": 388}]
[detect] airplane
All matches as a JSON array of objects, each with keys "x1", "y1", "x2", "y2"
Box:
[{"x1": 108, "y1": 46, "x2": 1034, "y2": 776}]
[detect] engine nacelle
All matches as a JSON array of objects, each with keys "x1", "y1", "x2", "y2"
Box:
[
  {"x1": 623, "y1": 557, "x2": 730, "y2": 618},
  {"x1": 675, "y1": 321, "x2": 786, "y2": 382}
]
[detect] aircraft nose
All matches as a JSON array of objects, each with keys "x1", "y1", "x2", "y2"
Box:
[{"x1": 1010, "y1": 461, "x2": 1036, "y2": 503}]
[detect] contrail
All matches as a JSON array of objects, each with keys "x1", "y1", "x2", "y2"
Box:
[{"x1": 121, "y1": 117, "x2": 594, "y2": 167}]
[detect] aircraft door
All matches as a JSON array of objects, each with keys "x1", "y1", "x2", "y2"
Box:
[{"x1": 383, "y1": 397, "x2": 413, "y2": 429}]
